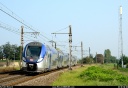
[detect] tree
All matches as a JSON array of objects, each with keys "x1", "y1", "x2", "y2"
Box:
[
  {"x1": 0, "y1": 46, "x2": 3, "y2": 60},
  {"x1": 119, "y1": 55, "x2": 128, "y2": 67},
  {"x1": 110, "y1": 56, "x2": 117, "y2": 63},
  {"x1": 15, "y1": 46, "x2": 20, "y2": 60},
  {"x1": 1, "y1": 42, "x2": 20, "y2": 60},
  {"x1": 104, "y1": 49, "x2": 111, "y2": 63},
  {"x1": 82, "y1": 55, "x2": 94, "y2": 64},
  {"x1": 2, "y1": 42, "x2": 11, "y2": 59}
]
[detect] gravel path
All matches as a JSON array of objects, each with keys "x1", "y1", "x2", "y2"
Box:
[{"x1": 16, "y1": 65, "x2": 81, "y2": 86}]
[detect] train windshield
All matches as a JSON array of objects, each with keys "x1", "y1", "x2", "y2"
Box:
[{"x1": 26, "y1": 46, "x2": 41, "y2": 60}]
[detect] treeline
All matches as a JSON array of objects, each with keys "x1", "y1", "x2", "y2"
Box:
[
  {"x1": 78, "y1": 49, "x2": 118, "y2": 64},
  {"x1": 0, "y1": 42, "x2": 20, "y2": 60},
  {"x1": 79, "y1": 49, "x2": 128, "y2": 68}
]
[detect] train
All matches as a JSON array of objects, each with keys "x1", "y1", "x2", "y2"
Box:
[{"x1": 21, "y1": 41, "x2": 77, "y2": 73}]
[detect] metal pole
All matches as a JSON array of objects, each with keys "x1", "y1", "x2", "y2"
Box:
[
  {"x1": 81, "y1": 41, "x2": 84, "y2": 67},
  {"x1": 68, "y1": 25, "x2": 72, "y2": 70},
  {"x1": 20, "y1": 26, "x2": 23, "y2": 70}
]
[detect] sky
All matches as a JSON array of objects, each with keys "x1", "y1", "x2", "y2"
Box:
[{"x1": 0, "y1": 0, "x2": 128, "y2": 59}]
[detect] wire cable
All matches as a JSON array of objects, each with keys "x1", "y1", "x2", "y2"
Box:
[
  {"x1": 0, "y1": 2, "x2": 52, "y2": 41},
  {"x1": 53, "y1": 26, "x2": 69, "y2": 33}
]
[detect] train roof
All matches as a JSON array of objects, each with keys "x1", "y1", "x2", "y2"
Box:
[
  {"x1": 46, "y1": 45, "x2": 58, "y2": 54},
  {"x1": 26, "y1": 41, "x2": 43, "y2": 46},
  {"x1": 25, "y1": 42, "x2": 66, "y2": 54}
]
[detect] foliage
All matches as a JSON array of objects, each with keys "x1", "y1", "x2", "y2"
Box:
[
  {"x1": 104, "y1": 49, "x2": 111, "y2": 58},
  {"x1": 104, "y1": 49, "x2": 111, "y2": 63},
  {"x1": 53, "y1": 64, "x2": 128, "y2": 86},
  {"x1": 82, "y1": 56, "x2": 94, "y2": 64},
  {"x1": 118, "y1": 55, "x2": 128, "y2": 67},
  {"x1": 52, "y1": 64, "x2": 97, "y2": 86},
  {"x1": 79, "y1": 66, "x2": 128, "y2": 84},
  {"x1": 104, "y1": 49, "x2": 117, "y2": 63},
  {"x1": 0, "y1": 42, "x2": 20, "y2": 60}
]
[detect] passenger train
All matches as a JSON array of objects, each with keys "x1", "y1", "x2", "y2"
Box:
[{"x1": 22, "y1": 42, "x2": 77, "y2": 73}]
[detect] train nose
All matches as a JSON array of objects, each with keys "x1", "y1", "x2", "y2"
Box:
[{"x1": 27, "y1": 63, "x2": 37, "y2": 71}]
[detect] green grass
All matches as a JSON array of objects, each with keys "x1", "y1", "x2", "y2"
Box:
[
  {"x1": 52, "y1": 64, "x2": 99, "y2": 86},
  {"x1": 52, "y1": 63, "x2": 128, "y2": 86}
]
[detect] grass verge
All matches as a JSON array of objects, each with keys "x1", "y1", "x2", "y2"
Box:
[{"x1": 52, "y1": 63, "x2": 128, "y2": 86}]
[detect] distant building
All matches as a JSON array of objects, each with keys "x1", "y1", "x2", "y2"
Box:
[{"x1": 96, "y1": 54, "x2": 104, "y2": 64}]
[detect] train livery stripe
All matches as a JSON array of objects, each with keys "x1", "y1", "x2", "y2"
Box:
[{"x1": 36, "y1": 44, "x2": 46, "y2": 63}]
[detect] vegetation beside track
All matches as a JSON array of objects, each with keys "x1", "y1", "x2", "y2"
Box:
[
  {"x1": 0, "y1": 66, "x2": 20, "y2": 73},
  {"x1": 52, "y1": 63, "x2": 128, "y2": 86}
]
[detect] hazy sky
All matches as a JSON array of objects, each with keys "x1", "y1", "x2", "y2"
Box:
[{"x1": 0, "y1": 0, "x2": 128, "y2": 58}]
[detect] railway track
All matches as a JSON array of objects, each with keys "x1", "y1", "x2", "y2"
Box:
[{"x1": 0, "y1": 65, "x2": 80, "y2": 86}]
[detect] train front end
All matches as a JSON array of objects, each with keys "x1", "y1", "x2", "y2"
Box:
[{"x1": 22, "y1": 42, "x2": 46, "y2": 73}]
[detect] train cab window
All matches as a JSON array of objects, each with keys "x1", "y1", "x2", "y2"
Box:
[{"x1": 26, "y1": 46, "x2": 41, "y2": 60}]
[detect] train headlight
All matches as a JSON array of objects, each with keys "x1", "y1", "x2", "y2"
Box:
[{"x1": 37, "y1": 58, "x2": 43, "y2": 62}]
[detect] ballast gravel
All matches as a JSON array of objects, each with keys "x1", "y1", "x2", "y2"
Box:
[{"x1": 16, "y1": 65, "x2": 81, "y2": 86}]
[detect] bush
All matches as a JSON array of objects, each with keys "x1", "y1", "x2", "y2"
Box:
[{"x1": 79, "y1": 66, "x2": 128, "y2": 83}]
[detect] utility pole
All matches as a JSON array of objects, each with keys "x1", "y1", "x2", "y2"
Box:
[
  {"x1": 81, "y1": 41, "x2": 84, "y2": 67},
  {"x1": 69, "y1": 25, "x2": 72, "y2": 70},
  {"x1": 89, "y1": 47, "x2": 90, "y2": 58},
  {"x1": 51, "y1": 25, "x2": 72, "y2": 70},
  {"x1": 20, "y1": 26, "x2": 24, "y2": 69}
]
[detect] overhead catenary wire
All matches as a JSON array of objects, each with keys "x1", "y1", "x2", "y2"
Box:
[
  {"x1": 53, "y1": 26, "x2": 69, "y2": 33},
  {"x1": 0, "y1": 2, "x2": 52, "y2": 42},
  {"x1": 51, "y1": 27, "x2": 70, "y2": 50},
  {"x1": 0, "y1": 21, "x2": 37, "y2": 41},
  {"x1": 0, "y1": 2, "x2": 23, "y2": 22},
  {"x1": 0, "y1": 2, "x2": 71, "y2": 53},
  {"x1": 0, "y1": 26, "x2": 36, "y2": 41},
  {"x1": 0, "y1": 20, "x2": 40, "y2": 41},
  {"x1": 0, "y1": 21, "x2": 20, "y2": 35},
  {"x1": 0, "y1": 2, "x2": 35, "y2": 32}
]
